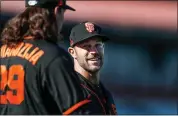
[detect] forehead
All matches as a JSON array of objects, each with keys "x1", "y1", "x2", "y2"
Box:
[{"x1": 80, "y1": 37, "x2": 103, "y2": 44}]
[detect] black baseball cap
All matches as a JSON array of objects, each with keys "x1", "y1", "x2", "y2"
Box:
[
  {"x1": 25, "y1": 0, "x2": 75, "y2": 11},
  {"x1": 70, "y1": 22, "x2": 109, "y2": 47}
]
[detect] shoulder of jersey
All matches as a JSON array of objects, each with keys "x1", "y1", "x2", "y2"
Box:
[
  {"x1": 30, "y1": 40, "x2": 71, "y2": 67},
  {"x1": 35, "y1": 40, "x2": 67, "y2": 57}
]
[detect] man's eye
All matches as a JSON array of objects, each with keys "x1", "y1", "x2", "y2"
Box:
[
  {"x1": 83, "y1": 45, "x2": 90, "y2": 49},
  {"x1": 96, "y1": 44, "x2": 103, "y2": 48}
]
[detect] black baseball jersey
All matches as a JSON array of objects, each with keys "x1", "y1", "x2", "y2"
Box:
[
  {"x1": 0, "y1": 39, "x2": 117, "y2": 115},
  {"x1": 0, "y1": 39, "x2": 84, "y2": 114},
  {"x1": 70, "y1": 72, "x2": 117, "y2": 115}
]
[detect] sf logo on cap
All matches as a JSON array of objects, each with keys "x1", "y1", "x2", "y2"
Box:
[
  {"x1": 28, "y1": 0, "x2": 38, "y2": 6},
  {"x1": 85, "y1": 22, "x2": 95, "y2": 33}
]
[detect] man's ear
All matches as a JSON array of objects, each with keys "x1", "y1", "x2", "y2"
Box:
[
  {"x1": 68, "y1": 47, "x2": 77, "y2": 59},
  {"x1": 54, "y1": 6, "x2": 59, "y2": 16}
]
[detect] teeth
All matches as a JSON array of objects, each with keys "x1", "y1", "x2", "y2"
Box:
[{"x1": 90, "y1": 58, "x2": 99, "y2": 61}]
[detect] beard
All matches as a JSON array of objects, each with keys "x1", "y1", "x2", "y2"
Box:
[{"x1": 78, "y1": 57, "x2": 103, "y2": 73}]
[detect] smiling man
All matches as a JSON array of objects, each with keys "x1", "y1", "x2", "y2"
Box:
[{"x1": 68, "y1": 22, "x2": 117, "y2": 115}]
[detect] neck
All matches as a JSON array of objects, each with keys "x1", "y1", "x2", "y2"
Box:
[{"x1": 74, "y1": 63, "x2": 100, "y2": 85}]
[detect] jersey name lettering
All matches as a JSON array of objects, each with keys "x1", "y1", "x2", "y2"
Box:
[{"x1": 1, "y1": 43, "x2": 44, "y2": 65}]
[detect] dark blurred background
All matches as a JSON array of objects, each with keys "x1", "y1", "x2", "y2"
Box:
[{"x1": 1, "y1": 1, "x2": 178, "y2": 114}]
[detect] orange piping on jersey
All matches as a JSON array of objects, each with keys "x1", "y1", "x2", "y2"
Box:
[
  {"x1": 81, "y1": 84, "x2": 106, "y2": 115},
  {"x1": 63, "y1": 99, "x2": 91, "y2": 115},
  {"x1": 24, "y1": 36, "x2": 34, "y2": 40}
]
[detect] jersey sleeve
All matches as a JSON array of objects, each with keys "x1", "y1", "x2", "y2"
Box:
[{"x1": 41, "y1": 54, "x2": 83, "y2": 114}]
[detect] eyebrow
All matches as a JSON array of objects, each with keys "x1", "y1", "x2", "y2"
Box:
[
  {"x1": 96, "y1": 41, "x2": 103, "y2": 44},
  {"x1": 96, "y1": 38, "x2": 103, "y2": 42}
]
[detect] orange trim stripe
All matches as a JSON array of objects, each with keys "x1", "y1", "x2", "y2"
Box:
[
  {"x1": 63, "y1": 99, "x2": 91, "y2": 115},
  {"x1": 24, "y1": 36, "x2": 33, "y2": 40},
  {"x1": 81, "y1": 84, "x2": 106, "y2": 115}
]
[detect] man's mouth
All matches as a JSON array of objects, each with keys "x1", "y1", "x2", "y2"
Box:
[
  {"x1": 89, "y1": 58, "x2": 100, "y2": 61},
  {"x1": 88, "y1": 57, "x2": 101, "y2": 62}
]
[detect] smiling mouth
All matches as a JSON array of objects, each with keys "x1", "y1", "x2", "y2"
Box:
[{"x1": 88, "y1": 58, "x2": 101, "y2": 61}]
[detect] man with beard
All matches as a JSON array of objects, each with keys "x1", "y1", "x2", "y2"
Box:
[
  {"x1": 0, "y1": 0, "x2": 86, "y2": 115},
  {"x1": 68, "y1": 21, "x2": 118, "y2": 115}
]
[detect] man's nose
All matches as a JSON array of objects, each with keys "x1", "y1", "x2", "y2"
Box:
[{"x1": 90, "y1": 47, "x2": 99, "y2": 54}]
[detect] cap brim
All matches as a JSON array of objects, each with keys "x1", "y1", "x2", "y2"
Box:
[
  {"x1": 63, "y1": 5, "x2": 76, "y2": 11},
  {"x1": 72, "y1": 34, "x2": 109, "y2": 47}
]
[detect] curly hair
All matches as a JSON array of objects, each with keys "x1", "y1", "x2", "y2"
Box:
[{"x1": 1, "y1": 7, "x2": 57, "y2": 48}]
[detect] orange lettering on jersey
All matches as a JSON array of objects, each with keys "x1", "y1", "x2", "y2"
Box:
[
  {"x1": 1, "y1": 45, "x2": 7, "y2": 58},
  {"x1": 4, "y1": 47, "x2": 11, "y2": 57},
  {"x1": 0, "y1": 65, "x2": 8, "y2": 104},
  {"x1": 29, "y1": 50, "x2": 44, "y2": 65},
  {"x1": 7, "y1": 47, "x2": 15, "y2": 57},
  {"x1": 17, "y1": 43, "x2": 31, "y2": 58},
  {"x1": 23, "y1": 43, "x2": 33, "y2": 58},
  {"x1": 17, "y1": 46, "x2": 27, "y2": 58},
  {"x1": 0, "y1": 65, "x2": 25, "y2": 105},
  {"x1": 1, "y1": 42, "x2": 44, "y2": 65},
  {"x1": 25, "y1": 47, "x2": 39, "y2": 60},
  {"x1": 11, "y1": 43, "x2": 24, "y2": 57},
  {"x1": 6, "y1": 65, "x2": 24, "y2": 104}
]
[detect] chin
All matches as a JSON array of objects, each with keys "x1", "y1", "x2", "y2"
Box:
[{"x1": 88, "y1": 66, "x2": 101, "y2": 73}]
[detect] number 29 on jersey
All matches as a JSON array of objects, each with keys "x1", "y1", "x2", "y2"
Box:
[{"x1": 0, "y1": 65, "x2": 24, "y2": 105}]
